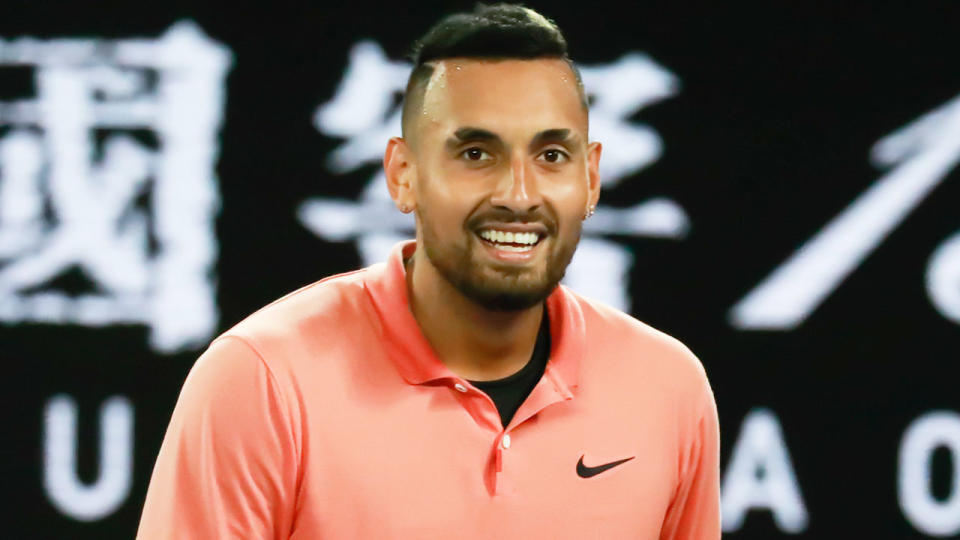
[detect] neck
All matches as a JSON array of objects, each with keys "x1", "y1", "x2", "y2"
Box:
[{"x1": 406, "y1": 248, "x2": 544, "y2": 381}]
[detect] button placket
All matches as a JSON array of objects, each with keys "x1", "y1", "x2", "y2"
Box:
[
  {"x1": 449, "y1": 381, "x2": 504, "y2": 434},
  {"x1": 489, "y1": 430, "x2": 519, "y2": 494},
  {"x1": 494, "y1": 430, "x2": 512, "y2": 474}
]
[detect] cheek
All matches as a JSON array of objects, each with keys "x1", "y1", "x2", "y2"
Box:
[
  {"x1": 417, "y1": 179, "x2": 475, "y2": 235},
  {"x1": 418, "y1": 165, "x2": 490, "y2": 215},
  {"x1": 543, "y1": 176, "x2": 589, "y2": 216}
]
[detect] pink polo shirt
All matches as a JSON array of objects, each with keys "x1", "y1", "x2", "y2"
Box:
[{"x1": 138, "y1": 241, "x2": 720, "y2": 539}]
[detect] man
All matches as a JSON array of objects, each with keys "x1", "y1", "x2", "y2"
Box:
[{"x1": 138, "y1": 4, "x2": 720, "y2": 538}]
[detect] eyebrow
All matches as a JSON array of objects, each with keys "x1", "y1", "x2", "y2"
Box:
[
  {"x1": 445, "y1": 127, "x2": 578, "y2": 152},
  {"x1": 528, "y1": 128, "x2": 576, "y2": 151},
  {"x1": 446, "y1": 127, "x2": 503, "y2": 151}
]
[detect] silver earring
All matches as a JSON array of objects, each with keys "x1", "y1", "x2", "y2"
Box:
[{"x1": 584, "y1": 205, "x2": 595, "y2": 219}]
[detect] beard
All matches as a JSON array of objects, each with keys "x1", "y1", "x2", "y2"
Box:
[{"x1": 418, "y1": 206, "x2": 580, "y2": 311}]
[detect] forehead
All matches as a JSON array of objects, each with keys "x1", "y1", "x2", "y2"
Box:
[{"x1": 419, "y1": 57, "x2": 587, "y2": 139}]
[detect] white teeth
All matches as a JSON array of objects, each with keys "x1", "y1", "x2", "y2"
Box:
[
  {"x1": 479, "y1": 230, "x2": 541, "y2": 245},
  {"x1": 498, "y1": 244, "x2": 533, "y2": 252}
]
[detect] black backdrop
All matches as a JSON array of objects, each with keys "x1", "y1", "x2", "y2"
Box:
[{"x1": 3, "y1": 1, "x2": 960, "y2": 537}]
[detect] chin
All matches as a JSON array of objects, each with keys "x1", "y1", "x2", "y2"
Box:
[
  {"x1": 421, "y1": 223, "x2": 577, "y2": 311},
  {"x1": 455, "y1": 268, "x2": 562, "y2": 311},
  {"x1": 460, "y1": 283, "x2": 557, "y2": 312}
]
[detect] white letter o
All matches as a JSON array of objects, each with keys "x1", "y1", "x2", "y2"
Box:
[{"x1": 898, "y1": 410, "x2": 960, "y2": 537}]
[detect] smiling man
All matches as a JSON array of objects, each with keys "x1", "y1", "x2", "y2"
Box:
[{"x1": 138, "y1": 4, "x2": 720, "y2": 539}]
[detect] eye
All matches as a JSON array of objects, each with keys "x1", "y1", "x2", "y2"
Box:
[
  {"x1": 461, "y1": 147, "x2": 493, "y2": 162},
  {"x1": 539, "y1": 149, "x2": 569, "y2": 164}
]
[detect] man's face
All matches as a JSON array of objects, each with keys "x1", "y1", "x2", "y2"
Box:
[{"x1": 407, "y1": 58, "x2": 601, "y2": 311}]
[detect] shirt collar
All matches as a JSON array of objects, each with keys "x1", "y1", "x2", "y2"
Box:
[{"x1": 363, "y1": 240, "x2": 584, "y2": 393}]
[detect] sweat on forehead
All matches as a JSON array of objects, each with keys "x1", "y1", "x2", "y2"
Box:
[{"x1": 402, "y1": 58, "x2": 588, "y2": 144}]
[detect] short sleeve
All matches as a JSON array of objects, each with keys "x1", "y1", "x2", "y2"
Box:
[
  {"x1": 659, "y1": 375, "x2": 721, "y2": 539},
  {"x1": 137, "y1": 336, "x2": 300, "y2": 539}
]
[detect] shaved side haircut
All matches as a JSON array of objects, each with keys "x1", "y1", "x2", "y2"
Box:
[{"x1": 401, "y1": 3, "x2": 587, "y2": 145}]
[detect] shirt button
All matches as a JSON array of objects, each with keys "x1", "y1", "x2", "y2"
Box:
[
  {"x1": 502, "y1": 433, "x2": 511, "y2": 449},
  {"x1": 454, "y1": 383, "x2": 468, "y2": 393}
]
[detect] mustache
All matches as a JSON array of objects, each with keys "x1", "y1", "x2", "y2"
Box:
[{"x1": 465, "y1": 208, "x2": 558, "y2": 235}]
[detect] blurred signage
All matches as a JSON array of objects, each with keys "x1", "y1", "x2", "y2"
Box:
[{"x1": 0, "y1": 22, "x2": 231, "y2": 354}]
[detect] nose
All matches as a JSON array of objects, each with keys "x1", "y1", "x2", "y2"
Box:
[{"x1": 489, "y1": 153, "x2": 543, "y2": 214}]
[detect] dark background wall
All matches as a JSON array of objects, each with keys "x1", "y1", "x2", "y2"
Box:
[{"x1": 3, "y1": 1, "x2": 959, "y2": 537}]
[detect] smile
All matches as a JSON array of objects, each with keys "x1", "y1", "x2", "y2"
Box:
[{"x1": 477, "y1": 229, "x2": 543, "y2": 253}]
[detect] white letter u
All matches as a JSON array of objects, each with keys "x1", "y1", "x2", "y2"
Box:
[{"x1": 43, "y1": 394, "x2": 134, "y2": 521}]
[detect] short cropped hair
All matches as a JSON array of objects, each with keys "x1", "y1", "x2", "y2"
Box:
[{"x1": 401, "y1": 3, "x2": 586, "y2": 140}]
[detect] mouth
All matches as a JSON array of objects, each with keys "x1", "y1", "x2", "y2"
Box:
[{"x1": 475, "y1": 226, "x2": 546, "y2": 255}]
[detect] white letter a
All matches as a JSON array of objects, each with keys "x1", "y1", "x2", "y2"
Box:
[{"x1": 721, "y1": 408, "x2": 809, "y2": 533}]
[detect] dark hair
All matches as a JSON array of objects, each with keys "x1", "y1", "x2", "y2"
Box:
[
  {"x1": 401, "y1": 3, "x2": 585, "y2": 139},
  {"x1": 410, "y1": 3, "x2": 569, "y2": 65}
]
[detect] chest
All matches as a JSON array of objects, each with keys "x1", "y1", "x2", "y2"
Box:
[{"x1": 290, "y1": 382, "x2": 679, "y2": 539}]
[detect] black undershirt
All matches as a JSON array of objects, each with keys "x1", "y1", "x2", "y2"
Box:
[{"x1": 468, "y1": 311, "x2": 551, "y2": 429}]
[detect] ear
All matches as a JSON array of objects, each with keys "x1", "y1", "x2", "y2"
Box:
[
  {"x1": 586, "y1": 141, "x2": 603, "y2": 210},
  {"x1": 384, "y1": 136, "x2": 417, "y2": 213}
]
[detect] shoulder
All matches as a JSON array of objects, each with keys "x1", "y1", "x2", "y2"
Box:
[
  {"x1": 172, "y1": 267, "x2": 384, "y2": 434},
  {"x1": 228, "y1": 266, "x2": 375, "y2": 337},
  {"x1": 573, "y1": 289, "x2": 701, "y2": 365},
  {"x1": 568, "y1": 288, "x2": 712, "y2": 403},
  {"x1": 212, "y1": 265, "x2": 383, "y2": 373}
]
